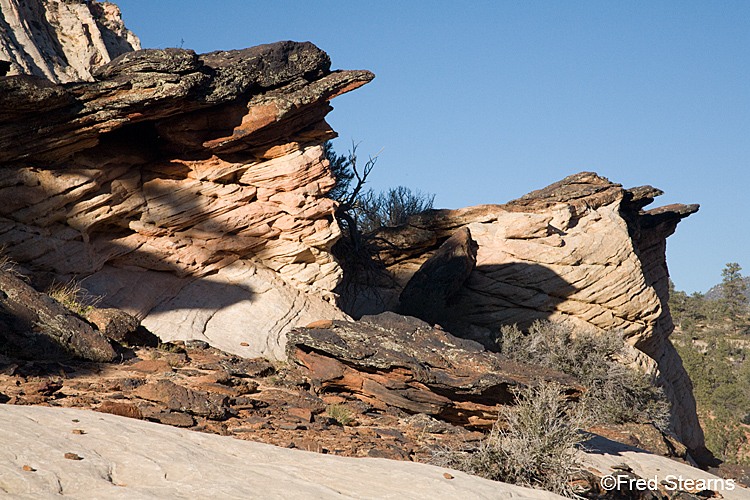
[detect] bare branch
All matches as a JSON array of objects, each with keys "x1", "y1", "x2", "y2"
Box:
[{"x1": 342, "y1": 141, "x2": 382, "y2": 209}]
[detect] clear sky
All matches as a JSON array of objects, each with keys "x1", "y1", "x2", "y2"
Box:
[{"x1": 115, "y1": 0, "x2": 749, "y2": 294}]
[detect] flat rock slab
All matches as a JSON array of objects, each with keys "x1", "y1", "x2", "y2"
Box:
[
  {"x1": 580, "y1": 434, "x2": 749, "y2": 500},
  {"x1": 288, "y1": 311, "x2": 580, "y2": 428},
  {"x1": 0, "y1": 405, "x2": 566, "y2": 500}
]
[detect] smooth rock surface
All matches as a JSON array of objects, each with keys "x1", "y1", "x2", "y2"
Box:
[
  {"x1": 0, "y1": 405, "x2": 566, "y2": 500},
  {"x1": 580, "y1": 434, "x2": 749, "y2": 500}
]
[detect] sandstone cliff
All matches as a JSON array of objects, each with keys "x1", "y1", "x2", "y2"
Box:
[
  {"x1": 347, "y1": 172, "x2": 703, "y2": 451},
  {"x1": 0, "y1": 38, "x2": 372, "y2": 359},
  {"x1": 0, "y1": 0, "x2": 140, "y2": 83}
]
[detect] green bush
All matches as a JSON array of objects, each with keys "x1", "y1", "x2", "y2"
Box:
[
  {"x1": 673, "y1": 331, "x2": 750, "y2": 463},
  {"x1": 354, "y1": 186, "x2": 435, "y2": 234},
  {"x1": 46, "y1": 280, "x2": 100, "y2": 316},
  {"x1": 325, "y1": 404, "x2": 353, "y2": 426}
]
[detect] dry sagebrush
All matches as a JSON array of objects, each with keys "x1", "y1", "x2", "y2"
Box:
[
  {"x1": 431, "y1": 382, "x2": 588, "y2": 498},
  {"x1": 498, "y1": 320, "x2": 671, "y2": 431}
]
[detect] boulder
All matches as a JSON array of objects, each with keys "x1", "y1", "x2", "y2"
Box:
[
  {"x1": 0, "y1": 269, "x2": 116, "y2": 362},
  {"x1": 84, "y1": 307, "x2": 140, "y2": 343},
  {"x1": 287, "y1": 311, "x2": 581, "y2": 429},
  {"x1": 133, "y1": 379, "x2": 231, "y2": 420},
  {"x1": 399, "y1": 227, "x2": 478, "y2": 324},
  {"x1": 347, "y1": 172, "x2": 703, "y2": 452}
]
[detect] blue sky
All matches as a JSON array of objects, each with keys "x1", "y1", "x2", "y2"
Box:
[{"x1": 115, "y1": 1, "x2": 749, "y2": 294}]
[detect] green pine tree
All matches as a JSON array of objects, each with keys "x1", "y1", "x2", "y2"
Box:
[{"x1": 721, "y1": 262, "x2": 748, "y2": 333}]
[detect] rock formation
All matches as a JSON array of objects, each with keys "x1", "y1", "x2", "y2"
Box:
[
  {"x1": 0, "y1": 37, "x2": 372, "y2": 359},
  {"x1": 0, "y1": 0, "x2": 140, "y2": 83},
  {"x1": 349, "y1": 172, "x2": 703, "y2": 451},
  {"x1": 287, "y1": 312, "x2": 580, "y2": 429},
  {"x1": 0, "y1": 0, "x2": 708, "y2": 458}
]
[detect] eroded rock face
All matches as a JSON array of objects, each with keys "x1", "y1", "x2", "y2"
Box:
[
  {"x1": 348, "y1": 173, "x2": 703, "y2": 451},
  {"x1": 0, "y1": 40, "x2": 372, "y2": 359},
  {"x1": 0, "y1": 0, "x2": 140, "y2": 83}
]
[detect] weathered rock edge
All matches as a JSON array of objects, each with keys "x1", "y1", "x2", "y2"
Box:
[
  {"x1": 0, "y1": 269, "x2": 116, "y2": 361},
  {"x1": 0, "y1": 0, "x2": 140, "y2": 83}
]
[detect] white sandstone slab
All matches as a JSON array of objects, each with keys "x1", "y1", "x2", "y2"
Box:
[{"x1": 0, "y1": 405, "x2": 565, "y2": 500}]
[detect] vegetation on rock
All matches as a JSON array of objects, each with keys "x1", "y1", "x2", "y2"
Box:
[
  {"x1": 325, "y1": 141, "x2": 435, "y2": 309},
  {"x1": 46, "y1": 280, "x2": 100, "y2": 317},
  {"x1": 354, "y1": 187, "x2": 435, "y2": 234},
  {"x1": 430, "y1": 320, "x2": 673, "y2": 497},
  {"x1": 497, "y1": 320, "x2": 671, "y2": 431},
  {"x1": 325, "y1": 140, "x2": 435, "y2": 235},
  {"x1": 325, "y1": 404, "x2": 353, "y2": 426},
  {"x1": 431, "y1": 382, "x2": 588, "y2": 498}
]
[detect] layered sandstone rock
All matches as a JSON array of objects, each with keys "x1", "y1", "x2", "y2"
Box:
[
  {"x1": 288, "y1": 312, "x2": 581, "y2": 430},
  {"x1": 0, "y1": 0, "x2": 140, "y2": 83},
  {"x1": 0, "y1": 1, "x2": 705, "y2": 457},
  {"x1": 349, "y1": 173, "x2": 703, "y2": 451},
  {"x1": 0, "y1": 40, "x2": 372, "y2": 359}
]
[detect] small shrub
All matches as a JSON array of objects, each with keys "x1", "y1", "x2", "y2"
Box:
[
  {"x1": 326, "y1": 404, "x2": 353, "y2": 426},
  {"x1": 0, "y1": 250, "x2": 23, "y2": 278},
  {"x1": 167, "y1": 358, "x2": 185, "y2": 369},
  {"x1": 497, "y1": 320, "x2": 671, "y2": 431},
  {"x1": 46, "y1": 280, "x2": 100, "y2": 316},
  {"x1": 0, "y1": 254, "x2": 14, "y2": 273},
  {"x1": 354, "y1": 186, "x2": 435, "y2": 234},
  {"x1": 431, "y1": 382, "x2": 587, "y2": 498}
]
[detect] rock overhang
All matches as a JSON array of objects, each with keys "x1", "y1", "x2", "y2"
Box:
[{"x1": 0, "y1": 40, "x2": 373, "y2": 360}]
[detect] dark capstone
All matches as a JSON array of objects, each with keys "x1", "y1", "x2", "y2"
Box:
[
  {"x1": 361, "y1": 311, "x2": 431, "y2": 332},
  {"x1": 92, "y1": 48, "x2": 201, "y2": 79},
  {"x1": 200, "y1": 41, "x2": 331, "y2": 101}
]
